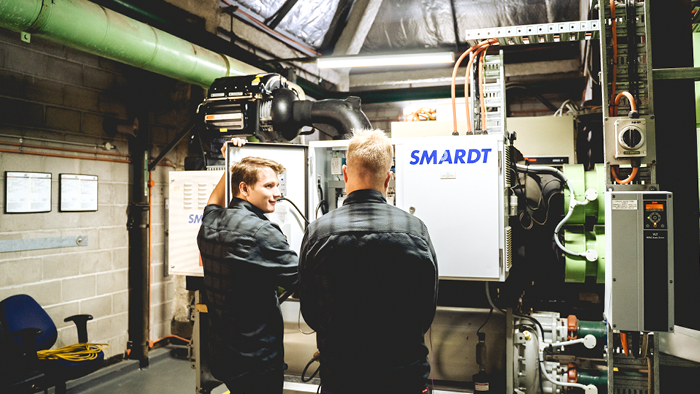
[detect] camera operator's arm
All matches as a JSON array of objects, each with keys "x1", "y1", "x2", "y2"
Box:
[{"x1": 207, "y1": 138, "x2": 247, "y2": 206}]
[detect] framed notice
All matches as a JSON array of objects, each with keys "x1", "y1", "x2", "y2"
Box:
[
  {"x1": 59, "y1": 174, "x2": 98, "y2": 212},
  {"x1": 4, "y1": 172, "x2": 52, "y2": 214}
]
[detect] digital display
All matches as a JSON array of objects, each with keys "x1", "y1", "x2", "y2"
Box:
[{"x1": 646, "y1": 203, "x2": 664, "y2": 210}]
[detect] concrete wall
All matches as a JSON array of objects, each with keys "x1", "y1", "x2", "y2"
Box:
[{"x1": 0, "y1": 27, "x2": 195, "y2": 359}]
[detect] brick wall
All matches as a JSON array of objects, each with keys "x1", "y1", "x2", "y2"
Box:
[{"x1": 0, "y1": 27, "x2": 195, "y2": 359}]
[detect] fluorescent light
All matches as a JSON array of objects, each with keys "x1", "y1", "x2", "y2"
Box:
[{"x1": 317, "y1": 52, "x2": 455, "y2": 69}]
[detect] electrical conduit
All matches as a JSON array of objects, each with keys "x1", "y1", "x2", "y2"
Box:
[
  {"x1": 515, "y1": 164, "x2": 597, "y2": 261},
  {"x1": 0, "y1": 0, "x2": 262, "y2": 88}
]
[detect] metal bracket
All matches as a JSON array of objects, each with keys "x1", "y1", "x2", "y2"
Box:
[{"x1": 0, "y1": 235, "x2": 89, "y2": 253}]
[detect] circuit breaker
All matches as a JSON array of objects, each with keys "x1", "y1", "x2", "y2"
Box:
[{"x1": 605, "y1": 191, "x2": 674, "y2": 332}]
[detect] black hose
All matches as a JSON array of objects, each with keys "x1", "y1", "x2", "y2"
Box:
[
  {"x1": 278, "y1": 196, "x2": 309, "y2": 226},
  {"x1": 301, "y1": 357, "x2": 320, "y2": 382}
]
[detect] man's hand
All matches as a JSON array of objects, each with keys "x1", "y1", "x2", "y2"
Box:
[
  {"x1": 208, "y1": 138, "x2": 248, "y2": 207},
  {"x1": 221, "y1": 137, "x2": 247, "y2": 156}
]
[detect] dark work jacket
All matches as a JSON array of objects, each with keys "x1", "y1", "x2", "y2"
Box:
[
  {"x1": 197, "y1": 198, "x2": 298, "y2": 382},
  {"x1": 298, "y1": 189, "x2": 438, "y2": 393}
]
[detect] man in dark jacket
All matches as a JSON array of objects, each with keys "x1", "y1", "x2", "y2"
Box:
[
  {"x1": 298, "y1": 130, "x2": 439, "y2": 394},
  {"x1": 197, "y1": 139, "x2": 298, "y2": 394}
]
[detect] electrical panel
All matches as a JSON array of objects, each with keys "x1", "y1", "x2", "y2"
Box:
[
  {"x1": 394, "y1": 135, "x2": 510, "y2": 281},
  {"x1": 226, "y1": 143, "x2": 308, "y2": 257},
  {"x1": 310, "y1": 136, "x2": 510, "y2": 281},
  {"x1": 605, "y1": 191, "x2": 674, "y2": 332},
  {"x1": 168, "y1": 170, "x2": 222, "y2": 276},
  {"x1": 308, "y1": 141, "x2": 351, "y2": 215}
]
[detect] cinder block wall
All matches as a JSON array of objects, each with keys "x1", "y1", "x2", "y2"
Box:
[{"x1": 0, "y1": 28, "x2": 194, "y2": 359}]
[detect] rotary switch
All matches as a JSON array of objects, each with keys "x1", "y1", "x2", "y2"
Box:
[
  {"x1": 614, "y1": 118, "x2": 646, "y2": 158},
  {"x1": 619, "y1": 125, "x2": 644, "y2": 149}
]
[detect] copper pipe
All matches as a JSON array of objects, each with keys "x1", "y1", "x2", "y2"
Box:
[
  {"x1": 0, "y1": 140, "x2": 130, "y2": 157},
  {"x1": 0, "y1": 148, "x2": 130, "y2": 163}
]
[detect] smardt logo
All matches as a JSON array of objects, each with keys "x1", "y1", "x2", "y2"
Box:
[
  {"x1": 409, "y1": 148, "x2": 492, "y2": 165},
  {"x1": 188, "y1": 214, "x2": 203, "y2": 224}
]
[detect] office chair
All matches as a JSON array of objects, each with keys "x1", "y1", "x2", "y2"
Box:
[{"x1": 0, "y1": 294, "x2": 104, "y2": 394}]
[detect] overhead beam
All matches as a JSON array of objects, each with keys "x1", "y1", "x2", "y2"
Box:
[
  {"x1": 332, "y1": 0, "x2": 383, "y2": 56},
  {"x1": 331, "y1": 0, "x2": 383, "y2": 91},
  {"x1": 349, "y1": 59, "x2": 582, "y2": 89}
]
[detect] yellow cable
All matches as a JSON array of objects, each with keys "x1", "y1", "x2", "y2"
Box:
[{"x1": 37, "y1": 343, "x2": 109, "y2": 362}]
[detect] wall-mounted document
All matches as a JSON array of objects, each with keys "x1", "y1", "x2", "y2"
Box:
[
  {"x1": 59, "y1": 174, "x2": 98, "y2": 212},
  {"x1": 4, "y1": 172, "x2": 52, "y2": 214}
]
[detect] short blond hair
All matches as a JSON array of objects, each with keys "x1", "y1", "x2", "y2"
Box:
[
  {"x1": 346, "y1": 129, "x2": 392, "y2": 184},
  {"x1": 230, "y1": 156, "x2": 285, "y2": 197}
]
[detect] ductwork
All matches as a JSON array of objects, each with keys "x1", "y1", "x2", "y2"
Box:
[{"x1": 0, "y1": 0, "x2": 262, "y2": 88}]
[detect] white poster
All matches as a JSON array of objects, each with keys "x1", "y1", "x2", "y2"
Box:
[
  {"x1": 60, "y1": 174, "x2": 98, "y2": 212},
  {"x1": 5, "y1": 172, "x2": 52, "y2": 213}
]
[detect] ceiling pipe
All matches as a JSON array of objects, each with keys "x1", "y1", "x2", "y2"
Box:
[{"x1": 0, "y1": 0, "x2": 262, "y2": 88}]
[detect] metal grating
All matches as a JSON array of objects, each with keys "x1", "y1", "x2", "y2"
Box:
[
  {"x1": 468, "y1": 51, "x2": 506, "y2": 135},
  {"x1": 464, "y1": 20, "x2": 600, "y2": 47},
  {"x1": 601, "y1": 1, "x2": 651, "y2": 116}
]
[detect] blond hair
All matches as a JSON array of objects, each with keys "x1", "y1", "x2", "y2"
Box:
[
  {"x1": 346, "y1": 129, "x2": 392, "y2": 184},
  {"x1": 230, "y1": 156, "x2": 285, "y2": 197}
]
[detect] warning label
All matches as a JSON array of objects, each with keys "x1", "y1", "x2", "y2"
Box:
[{"x1": 612, "y1": 200, "x2": 638, "y2": 210}]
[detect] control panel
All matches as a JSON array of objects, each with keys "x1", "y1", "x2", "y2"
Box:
[{"x1": 605, "y1": 191, "x2": 674, "y2": 332}]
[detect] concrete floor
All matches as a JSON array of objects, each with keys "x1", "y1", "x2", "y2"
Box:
[{"x1": 54, "y1": 346, "x2": 468, "y2": 394}]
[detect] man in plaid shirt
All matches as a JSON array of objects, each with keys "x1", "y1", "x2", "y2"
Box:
[{"x1": 298, "y1": 129, "x2": 439, "y2": 394}]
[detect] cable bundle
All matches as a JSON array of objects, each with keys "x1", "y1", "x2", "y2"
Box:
[{"x1": 37, "y1": 343, "x2": 109, "y2": 362}]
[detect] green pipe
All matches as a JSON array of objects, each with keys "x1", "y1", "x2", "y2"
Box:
[
  {"x1": 577, "y1": 371, "x2": 607, "y2": 386},
  {"x1": 0, "y1": 0, "x2": 261, "y2": 88},
  {"x1": 578, "y1": 319, "x2": 606, "y2": 339}
]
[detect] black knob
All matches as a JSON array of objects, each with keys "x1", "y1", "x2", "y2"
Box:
[{"x1": 621, "y1": 127, "x2": 642, "y2": 149}]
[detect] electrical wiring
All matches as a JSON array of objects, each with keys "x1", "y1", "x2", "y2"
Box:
[
  {"x1": 554, "y1": 99, "x2": 580, "y2": 117},
  {"x1": 485, "y1": 282, "x2": 505, "y2": 315},
  {"x1": 301, "y1": 354, "x2": 321, "y2": 382},
  {"x1": 37, "y1": 343, "x2": 109, "y2": 362},
  {"x1": 539, "y1": 359, "x2": 590, "y2": 391},
  {"x1": 610, "y1": 0, "x2": 618, "y2": 117},
  {"x1": 536, "y1": 330, "x2": 594, "y2": 392},
  {"x1": 620, "y1": 332, "x2": 629, "y2": 356},
  {"x1": 479, "y1": 48, "x2": 488, "y2": 131},
  {"x1": 464, "y1": 43, "x2": 490, "y2": 132},
  {"x1": 315, "y1": 181, "x2": 328, "y2": 219},
  {"x1": 451, "y1": 39, "x2": 497, "y2": 134},
  {"x1": 515, "y1": 164, "x2": 593, "y2": 259},
  {"x1": 405, "y1": 107, "x2": 436, "y2": 121},
  {"x1": 476, "y1": 308, "x2": 494, "y2": 335},
  {"x1": 277, "y1": 196, "x2": 309, "y2": 226},
  {"x1": 611, "y1": 165, "x2": 639, "y2": 184},
  {"x1": 485, "y1": 282, "x2": 545, "y2": 341},
  {"x1": 614, "y1": 91, "x2": 637, "y2": 112}
]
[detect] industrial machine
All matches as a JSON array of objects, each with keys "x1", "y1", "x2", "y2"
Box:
[{"x1": 170, "y1": 0, "x2": 697, "y2": 392}]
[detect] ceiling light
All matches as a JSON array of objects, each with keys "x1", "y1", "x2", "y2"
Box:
[{"x1": 316, "y1": 52, "x2": 455, "y2": 69}]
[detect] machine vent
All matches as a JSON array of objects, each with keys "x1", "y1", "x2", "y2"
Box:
[
  {"x1": 505, "y1": 146, "x2": 512, "y2": 188},
  {"x1": 505, "y1": 226, "x2": 513, "y2": 271}
]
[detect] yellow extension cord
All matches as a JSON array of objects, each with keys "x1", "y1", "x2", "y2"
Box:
[{"x1": 37, "y1": 343, "x2": 109, "y2": 362}]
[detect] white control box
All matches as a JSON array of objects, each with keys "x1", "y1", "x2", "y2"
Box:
[
  {"x1": 394, "y1": 135, "x2": 510, "y2": 281},
  {"x1": 168, "y1": 170, "x2": 222, "y2": 276}
]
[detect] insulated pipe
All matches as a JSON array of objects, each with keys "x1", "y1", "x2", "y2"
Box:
[{"x1": 0, "y1": 0, "x2": 262, "y2": 88}]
